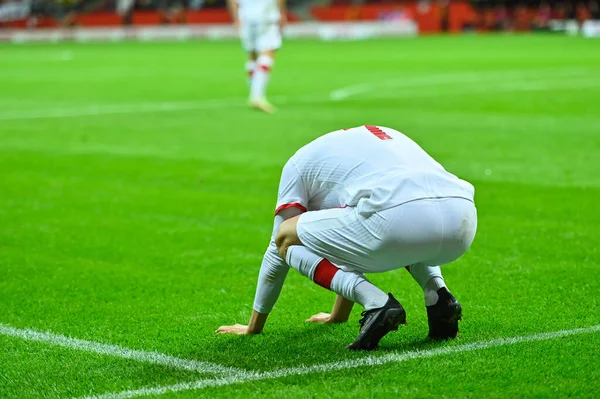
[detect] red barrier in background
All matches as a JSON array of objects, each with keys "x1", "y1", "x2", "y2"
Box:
[
  {"x1": 310, "y1": 1, "x2": 472, "y2": 34},
  {"x1": 1, "y1": 1, "x2": 593, "y2": 32}
]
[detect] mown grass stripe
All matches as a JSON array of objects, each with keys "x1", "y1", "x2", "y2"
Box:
[{"x1": 80, "y1": 324, "x2": 600, "y2": 399}]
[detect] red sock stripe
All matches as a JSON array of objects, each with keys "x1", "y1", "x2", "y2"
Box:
[
  {"x1": 365, "y1": 125, "x2": 393, "y2": 140},
  {"x1": 313, "y1": 259, "x2": 340, "y2": 290},
  {"x1": 259, "y1": 64, "x2": 271, "y2": 72}
]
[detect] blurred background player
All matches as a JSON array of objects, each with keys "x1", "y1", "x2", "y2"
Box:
[
  {"x1": 217, "y1": 125, "x2": 478, "y2": 350},
  {"x1": 227, "y1": 0, "x2": 286, "y2": 114}
]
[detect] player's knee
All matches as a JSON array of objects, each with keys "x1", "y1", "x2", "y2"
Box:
[
  {"x1": 261, "y1": 50, "x2": 276, "y2": 59},
  {"x1": 274, "y1": 229, "x2": 291, "y2": 259},
  {"x1": 275, "y1": 220, "x2": 299, "y2": 259}
]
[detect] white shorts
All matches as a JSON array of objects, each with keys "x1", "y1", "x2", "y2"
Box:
[
  {"x1": 240, "y1": 21, "x2": 282, "y2": 53},
  {"x1": 296, "y1": 197, "x2": 478, "y2": 274}
]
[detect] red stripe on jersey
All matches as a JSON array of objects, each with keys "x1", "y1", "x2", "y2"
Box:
[
  {"x1": 313, "y1": 259, "x2": 340, "y2": 290},
  {"x1": 365, "y1": 125, "x2": 392, "y2": 140},
  {"x1": 275, "y1": 203, "x2": 307, "y2": 216},
  {"x1": 259, "y1": 64, "x2": 271, "y2": 72}
]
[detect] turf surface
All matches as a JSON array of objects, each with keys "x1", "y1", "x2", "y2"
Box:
[{"x1": 1, "y1": 35, "x2": 599, "y2": 398}]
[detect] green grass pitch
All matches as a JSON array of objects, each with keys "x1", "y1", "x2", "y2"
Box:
[{"x1": 1, "y1": 35, "x2": 600, "y2": 398}]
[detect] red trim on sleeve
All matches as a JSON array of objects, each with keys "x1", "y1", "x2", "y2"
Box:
[
  {"x1": 313, "y1": 259, "x2": 340, "y2": 290},
  {"x1": 275, "y1": 203, "x2": 307, "y2": 216}
]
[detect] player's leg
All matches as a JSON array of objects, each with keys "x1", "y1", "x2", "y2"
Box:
[
  {"x1": 246, "y1": 51, "x2": 257, "y2": 86},
  {"x1": 275, "y1": 209, "x2": 407, "y2": 350},
  {"x1": 239, "y1": 22, "x2": 257, "y2": 98},
  {"x1": 279, "y1": 199, "x2": 476, "y2": 344},
  {"x1": 406, "y1": 263, "x2": 462, "y2": 340},
  {"x1": 249, "y1": 48, "x2": 277, "y2": 113},
  {"x1": 250, "y1": 49, "x2": 275, "y2": 100},
  {"x1": 276, "y1": 218, "x2": 389, "y2": 311},
  {"x1": 414, "y1": 197, "x2": 478, "y2": 340},
  {"x1": 404, "y1": 264, "x2": 447, "y2": 307},
  {"x1": 286, "y1": 245, "x2": 406, "y2": 351},
  {"x1": 249, "y1": 22, "x2": 282, "y2": 113}
]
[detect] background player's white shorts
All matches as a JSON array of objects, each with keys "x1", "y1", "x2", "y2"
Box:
[
  {"x1": 240, "y1": 21, "x2": 282, "y2": 53},
  {"x1": 296, "y1": 197, "x2": 478, "y2": 274}
]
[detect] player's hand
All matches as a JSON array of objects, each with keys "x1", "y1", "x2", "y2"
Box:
[
  {"x1": 233, "y1": 18, "x2": 240, "y2": 31},
  {"x1": 216, "y1": 324, "x2": 249, "y2": 335},
  {"x1": 306, "y1": 312, "x2": 332, "y2": 323}
]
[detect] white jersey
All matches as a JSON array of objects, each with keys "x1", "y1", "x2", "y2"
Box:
[
  {"x1": 275, "y1": 125, "x2": 475, "y2": 216},
  {"x1": 237, "y1": 0, "x2": 280, "y2": 23}
]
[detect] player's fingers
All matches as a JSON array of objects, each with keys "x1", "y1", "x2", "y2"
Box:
[
  {"x1": 306, "y1": 312, "x2": 330, "y2": 322},
  {"x1": 216, "y1": 325, "x2": 240, "y2": 333}
]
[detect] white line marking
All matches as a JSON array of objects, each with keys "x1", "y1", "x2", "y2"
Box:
[
  {"x1": 0, "y1": 98, "x2": 245, "y2": 121},
  {"x1": 329, "y1": 68, "x2": 591, "y2": 101},
  {"x1": 80, "y1": 324, "x2": 600, "y2": 399},
  {"x1": 350, "y1": 78, "x2": 600, "y2": 102},
  {"x1": 0, "y1": 68, "x2": 592, "y2": 122},
  {"x1": 0, "y1": 323, "x2": 248, "y2": 377},
  {"x1": 0, "y1": 51, "x2": 75, "y2": 63}
]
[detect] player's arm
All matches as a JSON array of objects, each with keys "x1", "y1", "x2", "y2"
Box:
[
  {"x1": 306, "y1": 295, "x2": 354, "y2": 324},
  {"x1": 226, "y1": 0, "x2": 239, "y2": 28},
  {"x1": 217, "y1": 159, "x2": 308, "y2": 335},
  {"x1": 216, "y1": 208, "x2": 301, "y2": 335}
]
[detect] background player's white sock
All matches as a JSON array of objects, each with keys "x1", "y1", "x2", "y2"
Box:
[
  {"x1": 286, "y1": 245, "x2": 388, "y2": 311},
  {"x1": 245, "y1": 60, "x2": 256, "y2": 86},
  {"x1": 406, "y1": 264, "x2": 447, "y2": 306},
  {"x1": 250, "y1": 54, "x2": 274, "y2": 100}
]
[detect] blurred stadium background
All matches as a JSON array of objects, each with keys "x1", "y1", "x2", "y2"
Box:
[{"x1": 1, "y1": 0, "x2": 600, "y2": 40}]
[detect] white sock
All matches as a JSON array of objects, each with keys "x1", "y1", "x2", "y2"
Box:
[
  {"x1": 250, "y1": 54, "x2": 273, "y2": 101},
  {"x1": 406, "y1": 264, "x2": 447, "y2": 306},
  {"x1": 245, "y1": 60, "x2": 256, "y2": 86},
  {"x1": 286, "y1": 245, "x2": 322, "y2": 280},
  {"x1": 424, "y1": 277, "x2": 447, "y2": 306},
  {"x1": 286, "y1": 245, "x2": 388, "y2": 310},
  {"x1": 353, "y1": 280, "x2": 389, "y2": 310}
]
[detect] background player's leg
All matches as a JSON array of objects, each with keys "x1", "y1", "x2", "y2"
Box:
[
  {"x1": 249, "y1": 22, "x2": 281, "y2": 113},
  {"x1": 245, "y1": 52, "x2": 257, "y2": 87},
  {"x1": 250, "y1": 50, "x2": 275, "y2": 112},
  {"x1": 286, "y1": 245, "x2": 388, "y2": 310},
  {"x1": 405, "y1": 264, "x2": 447, "y2": 306}
]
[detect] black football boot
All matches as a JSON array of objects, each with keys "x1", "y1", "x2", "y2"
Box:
[
  {"x1": 426, "y1": 287, "x2": 462, "y2": 340},
  {"x1": 347, "y1": 293, "x2": 406, "y2": 351}
]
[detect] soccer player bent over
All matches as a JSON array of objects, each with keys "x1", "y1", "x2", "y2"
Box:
[
  {"x1": 218, "y1": 125, "x2": 478, "y2": 350},
  {"x1": 227, "y1": 0, "x2": 286, "y2": 114}
]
